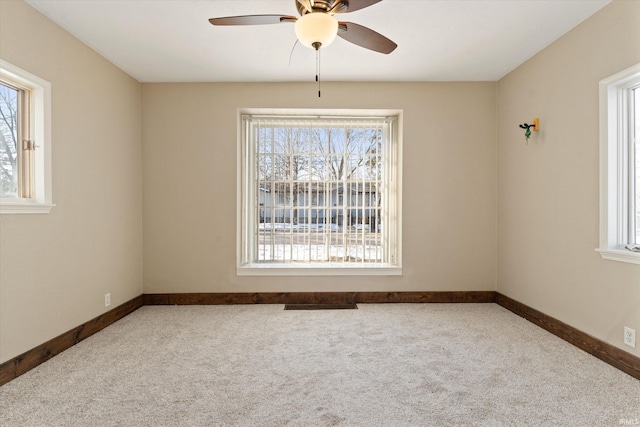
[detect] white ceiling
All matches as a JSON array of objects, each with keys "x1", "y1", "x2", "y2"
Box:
[{"x1": 25, "y1": 0, "x2": 611, "y2": 83}]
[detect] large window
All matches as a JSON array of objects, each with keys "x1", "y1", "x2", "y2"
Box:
[
  {"x1": 598, "y1": 63, "x2": 640, "y2": 264},
  {"x1": 0, "y1": 60, "x2": 53, "y2": 214},
  {"x1": 238, "y1": 110, "x2": 402, "y2": 275}
]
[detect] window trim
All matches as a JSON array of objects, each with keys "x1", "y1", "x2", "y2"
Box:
[
  {"x1": 0, "y1": 60, "x2": 53, "y2": 214},
  {"x1": 236, "y1": 108, "x2": 403, "y2": 276},
  {"x1": 597, "y1": 63, "x2": 640, "y2": 265}
]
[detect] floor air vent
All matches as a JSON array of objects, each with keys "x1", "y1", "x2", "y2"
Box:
[{"x1": 284, "y1": 304, "x2": 358, "y2": 310}]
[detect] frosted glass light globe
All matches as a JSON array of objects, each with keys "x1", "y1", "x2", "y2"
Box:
[{"x1": 294, "y1": 12, "x2": 338, "y2": 49}]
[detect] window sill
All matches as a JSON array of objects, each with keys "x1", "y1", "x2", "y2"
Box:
[
  {"x1": 596, "y1": 248, "x2": 640, "y2": 265},
  {"x1": 237, "y1": 263, "x2": 402, "y2": 276},
  {"x1": 0, "y1": 202, "x2": 55, "y2": 214}
]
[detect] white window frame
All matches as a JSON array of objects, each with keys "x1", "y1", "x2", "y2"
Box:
[
  {"x1": 237, "y1": 108, "x2": 402, "y2": 276},
  {"x1": 0, "y1": 60, "x2": 53, "y2": 214},
  {"x1": 597, "y1": 63, "x2": 640, "y2": 265}
]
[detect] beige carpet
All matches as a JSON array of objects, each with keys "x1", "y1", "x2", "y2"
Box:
[{"x1": 1, "y1": 304, "x2": 639, "y2": 426}]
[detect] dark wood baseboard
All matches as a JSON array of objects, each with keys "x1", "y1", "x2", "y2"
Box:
[
  {"x1": 2, "y1": 291, "x2": 638, "y2": 387},
  {"x1": 143, "y1": 291, "x2": 496, "y2": 305},
  {"x1": 495, "y1": 293, "x2": 640, "y2": 381},
  {"x1": 0, "y1": 295, "x2": 143, "y2": 387}
]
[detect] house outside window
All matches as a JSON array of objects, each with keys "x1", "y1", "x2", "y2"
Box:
[
  {"x1": 0, "y1": 60, "x2": 53, "y2": 214},
  {"x1": 598, "y1": 63, "x2": 640, "y2": 264},
  {"x1": 238, "y1": 110, "x2": 402, "y2": 276}
]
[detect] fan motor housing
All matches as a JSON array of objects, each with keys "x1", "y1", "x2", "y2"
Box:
[{"x1": 296, "y1": 0, "x2": 348, "y2": 16}]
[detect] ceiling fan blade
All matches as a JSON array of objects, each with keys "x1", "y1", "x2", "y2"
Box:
[
  {"x1": 209, "y1": 15, "x2": 296, "y2": 26},
  {"x1": 336, "y1": 0, "x2": 383, "y2": 13},
  {"x1": 337, "y1": 21, "x2": 397, "y2": 54}
]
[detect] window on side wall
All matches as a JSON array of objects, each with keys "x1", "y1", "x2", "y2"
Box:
[
  {"x1": 238, "y1": 110, "x2": 402, "y2": 276},
  {"x1": 598, "y1": 63, "x2": 640, "y2": 264},
  {"x1": 0, "y1": 60, "x2": 53, "y2": 214}
]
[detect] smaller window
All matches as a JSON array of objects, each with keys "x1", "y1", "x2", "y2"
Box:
[
  {"x1": 598, "y1": 63, "x2": 640, "y2": 264},
  {"x1": 633, "y1": 87, "x2": 640, "y2": 245},
  {"x1": 0, "y1": 60, "x2": 53, "y2": 214}
]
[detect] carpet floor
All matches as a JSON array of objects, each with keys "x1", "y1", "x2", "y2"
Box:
[{"x1": 1, "y1": 303, "x2": 639, "y2": 426}]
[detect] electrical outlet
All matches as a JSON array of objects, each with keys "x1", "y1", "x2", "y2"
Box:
[
  {"x1": 624, "y1": 327, "x2": 636, "y2": 348},
  {"x1": 105, "y1": 293, "x2": 111, "y2": 307}
]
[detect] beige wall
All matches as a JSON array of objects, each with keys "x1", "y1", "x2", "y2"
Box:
[
  {"x1": 0, "y1": 1, "x2": 143, "y2": 363},
  {"x1": 497, "y1": 0, "x2": 640, "y2": 356},
  {"x1": 142, "y1": 82, "x2": 497, "y2": 293}
]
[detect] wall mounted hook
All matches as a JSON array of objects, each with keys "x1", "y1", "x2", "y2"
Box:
[{"x1": 518, "y1": 118, "x2": 539, "y2": 142}]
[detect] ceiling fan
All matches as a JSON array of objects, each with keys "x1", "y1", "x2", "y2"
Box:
[{"x1": 209, "y1": 0, "x2": 397, "y2": 54}]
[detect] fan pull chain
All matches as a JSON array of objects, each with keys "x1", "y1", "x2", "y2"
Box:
[
  {"x1": 317, "y1": 48, "x2": 321, "y2": 98},
  {"x1": 313, "y1": 42, "x2": 321, "y2": 98}
]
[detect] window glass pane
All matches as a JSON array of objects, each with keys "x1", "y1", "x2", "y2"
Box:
[
  {"x1": 253, "y1": 118, "x2": 388, "y2": 264},
  {"x1": 0, "y1": 83, "x2": 19, "y2": 198},
  {"x1": 635, "y1": 87, "x2": 640, "y2": 244}
]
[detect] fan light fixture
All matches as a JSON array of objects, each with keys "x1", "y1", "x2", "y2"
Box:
[
  {"x1": 209, "y1": 0, "x2": 398, "y2": 97},
  {"x1": 294, "y1": 12, "x2": 338, "y2": 49}
]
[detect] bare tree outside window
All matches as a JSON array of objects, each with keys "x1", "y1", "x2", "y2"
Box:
[{"x1": 0, "y1": 83, "x2": 19, "y2": 197}]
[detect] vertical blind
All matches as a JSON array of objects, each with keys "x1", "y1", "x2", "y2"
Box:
[{"x1": 244, "y1": 115, "x2": 396, "y2": 264}]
